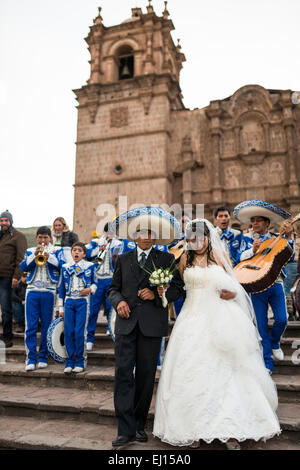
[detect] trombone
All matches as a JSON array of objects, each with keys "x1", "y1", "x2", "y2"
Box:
[{"x1": 35, "y1": 243, "x2": 47, "y2": 266}]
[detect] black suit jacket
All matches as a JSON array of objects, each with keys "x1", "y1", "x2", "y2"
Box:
[{"x1": 108, "y1": 248, "x2": 175, "y2": 337}]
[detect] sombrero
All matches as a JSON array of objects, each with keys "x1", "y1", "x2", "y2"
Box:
[
  {"x1": 110, "y1": 206, "x2": 182, "y2": 245},
  {"x1": 233, "y1": 200, "x2": 291, "y2": 226}
]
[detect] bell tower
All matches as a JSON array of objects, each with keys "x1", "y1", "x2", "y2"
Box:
[{"x1": 73, "y1": 2, "x2": 185, "y2": 240}]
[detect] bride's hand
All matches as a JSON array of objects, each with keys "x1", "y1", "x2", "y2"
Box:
[
  {"x1": 220, "y1": 289, "x2": 236, "y2": 300},
  {"x1": 157, "y1": 285, "x2": 169, "y2": 298}
]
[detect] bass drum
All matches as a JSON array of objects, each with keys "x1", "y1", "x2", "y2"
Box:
[
  {"x1": 47, "y1": 317, "x2": 68, "y2": 363},
  {"x1": 107, "y1": 307, "x2": 117, "y2": 342}
]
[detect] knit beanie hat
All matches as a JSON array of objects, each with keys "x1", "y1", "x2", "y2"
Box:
[{"x1": 0, "y1": 210, "x2": 13, "y2": 226}]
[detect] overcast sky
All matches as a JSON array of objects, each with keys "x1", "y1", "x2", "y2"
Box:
[{"x1": 1, "y1": 0, "x2": 299, "y2": 229}]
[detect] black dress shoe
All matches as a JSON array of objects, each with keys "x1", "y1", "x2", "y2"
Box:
[
  {"x1": 4, "y1": 340, "x2": 13, "y2": 348},
  {"x1": 112, "y1": 435, "x2": 136, "y2": 447},
  {"x1": 136, "y1": 430, "x2": 148, "y2": 442}
]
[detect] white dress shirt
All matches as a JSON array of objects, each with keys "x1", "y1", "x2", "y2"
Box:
[{"x1": 137, "y1": 246, "x2": 152, "y2": 263}]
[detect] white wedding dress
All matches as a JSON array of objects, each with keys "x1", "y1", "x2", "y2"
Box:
[{"x1": 153, "y1": 265, "x2": 281, "y2": 446}]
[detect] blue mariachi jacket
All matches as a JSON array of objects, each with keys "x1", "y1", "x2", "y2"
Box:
[
  {"x1": 55, "y1": 246, "x2": 74, "y2": 267},
  {"x1": 58, "y1": 259, "x2": 98, "y2": 303},
  {"x1": 216, "y1": 228, "x2": 246, "y2": 266},
  {"x1": 20, "y1": 245, "x2": 60, "y2": 285},
  {"x1": 85, "y1": 237, "x2": 122, "y2": 273},
  {"x1": 240, "y1": 232, "x2": 295, "y2": 279}
]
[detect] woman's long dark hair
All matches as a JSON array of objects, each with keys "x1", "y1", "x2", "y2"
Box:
[{"x1": 185, "y1": 221, "x2": 216, "y2": 267}]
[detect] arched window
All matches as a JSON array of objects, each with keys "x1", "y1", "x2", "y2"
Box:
[{"x1": 117, "y1": 45, "x2": 134, "y2": 80}]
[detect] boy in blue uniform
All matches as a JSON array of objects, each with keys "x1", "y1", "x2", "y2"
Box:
[
  {"x1": 20, "y1": 227, "x2": 60, "y2": 371},
  {"x1": 58, "y1": 242, "x2": 98, "y2": 373},
  {"x1": 234, "y1": 200, "x2": 294, "y2": 373}
]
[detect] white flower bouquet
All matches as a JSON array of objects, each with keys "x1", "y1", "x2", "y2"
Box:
[{"x1": 142, "y1": 259, "x2": 177, "y2": 287}]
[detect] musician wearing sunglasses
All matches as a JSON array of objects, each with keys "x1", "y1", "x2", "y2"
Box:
[{"x1": 234, "y1": 201, "x2": 295, "y2": 374}]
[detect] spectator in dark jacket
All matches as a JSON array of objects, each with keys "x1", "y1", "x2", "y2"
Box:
[
  {"x1": 51, "y1": 217, "x2": 79, "y2": 248},
  {"x1": 0, "y1": 210, "x2": 27, "y2": 346},
  {"x1": 12, "y1": 273, "x2": 27, "y2": 332}
]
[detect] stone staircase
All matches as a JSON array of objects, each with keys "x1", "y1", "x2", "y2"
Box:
[{"x1": 0, "y1": 318, "x2": 300, "y2": 450}]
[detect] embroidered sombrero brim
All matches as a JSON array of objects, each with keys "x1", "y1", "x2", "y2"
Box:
[
  {"x1": 233, "y1": 200, "x2": 291, "y2": 226},
  {"x1": 110, "y1": 206, "x2": 182, "y2": 245}
]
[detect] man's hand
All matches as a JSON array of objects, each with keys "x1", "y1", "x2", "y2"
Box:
[
  {"x1": 281, "y1": 220, "x2": 293, "y2": 240},
  {"x1": 11, "y1": 278, "x2": 18, "y2": 288},
  {"x1": 138, "y1": 288, "x2": 155, "y2": 301},
  {"x1": 80, "y1": 287, "x2": 91, "y2": 296},
  {"x1": 59, "y1": 311, "x2": 64, "y2": 318},
  {"x1": 157, "y1": 285, "x2": 170, "y2": 298},
  {"x1": 220, "y1": 289, "x2": 236, "y2": 300},
  {"x1": 252, "y1": 239, "x2": 263, "y2": 253},
  {"x1": 117, "y1": 300, "x2": 131, "y2": 318},
  {"x1": 34, "y1": 245, "x2": 49, "y2": 259},
  {"x1": 35, "y1": 245, "x2": 45, "y2": 256}
]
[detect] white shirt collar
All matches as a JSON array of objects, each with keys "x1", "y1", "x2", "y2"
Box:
[{"x1": 137, "y1": 246, "x2": 152, "y2": 258}]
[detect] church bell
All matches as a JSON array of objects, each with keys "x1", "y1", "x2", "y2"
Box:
[{"x1": 120, "y1": 59, "x2": 131, "y2": 79}]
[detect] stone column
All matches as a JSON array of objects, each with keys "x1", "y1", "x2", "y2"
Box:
[
  {"x1": 181, "y1": 136, "x2": 193, "y2": 205},
  {"x1": 281, "y1": 92, "x2": 299, "y2": 199},
  {"x1": 206, "y1": 101, "x2": 223, "y2": 204}
]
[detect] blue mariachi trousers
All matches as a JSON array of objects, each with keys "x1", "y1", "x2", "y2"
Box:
[
  {"x1": 25, "y1": 290, "x2": 55, "y2": 365},
  {"x1": 87, "y1": 277, "x2": 112, "y2": 343},
  {"x1": 251, "y1": 282, "x2": 288, "y2": 371},
  {"x1": 174, "y1": 297, "x2": 184, "y2": 317},
  {"x1": 64, "y1": 297, "x2": 89, "y2": 368}
]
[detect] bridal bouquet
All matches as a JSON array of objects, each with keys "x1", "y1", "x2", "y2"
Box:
[{"x1": 142, "y1": 259, "x2": 177, "y2": 287}]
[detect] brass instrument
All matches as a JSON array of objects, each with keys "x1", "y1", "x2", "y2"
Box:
[
  {"x1": 35, "y1": 243, "x2": 47, "y2": 266},
  {"x1": 95, "y1": 239, "x2": 112, "y2": 265}
]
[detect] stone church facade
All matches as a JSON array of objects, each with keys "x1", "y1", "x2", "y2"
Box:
[{"x1": 73, "y1": 4, "x2": 300, "y2": 241}]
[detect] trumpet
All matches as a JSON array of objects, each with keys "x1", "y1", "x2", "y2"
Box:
[
  {"x1": 95, "y1": 240, "x2": 112, "y2": 265},
  {"x1": 35, "y1": 243, "x2": 47, "y2": 266}
]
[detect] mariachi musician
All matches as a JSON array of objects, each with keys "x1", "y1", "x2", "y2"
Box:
[
  {"x1": 234, "y1": 200, "x2": 294, "y2": 374},
  {"x1": 214, "y1": 205, "x2": 246, "y2": 267},
  {"x1": 85, "y1": 223, "x2": 122, "y2": 347}
]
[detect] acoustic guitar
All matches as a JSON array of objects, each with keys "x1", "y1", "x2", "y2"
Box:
[
  {"x1": 234, "y1": 214, "x2": 300, "y2": 294},
  {"x1": 169, "y1": 240, "x2": 185, "y2": 260}
]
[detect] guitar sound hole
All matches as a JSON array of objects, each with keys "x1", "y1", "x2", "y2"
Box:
[
  {"x1": 261, "y1": 248, "x2": 272, "y2": 255},
  {"x1": 243, "y1": 265, "x2": 261, "y2": 270}
]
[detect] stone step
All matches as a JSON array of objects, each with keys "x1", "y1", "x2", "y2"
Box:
[
  {"x1": 0, "y1": 415, "x2": 299, "y2": 451},
  {"x1": 0, "y1": 363, "x2": 299, "y2": 403},
  {"x1": 3, "y1": 343, "x2": 300, "y2": 378},
  {"x1": 273, "y1": 356, "x2": 300, "y2": 375},
  {"x1": 272, "y1": 374, "x2": 300, "y2": 403},
  {"x1": 269, "y1": 321, "x2": 300, "y2": 338},
  {"x1": 0, "y1": 363, "x2": 116, "y2": 392},
  {"x1": 0, "y1": 381, "x2": 299, "y2": 443},
  {"x1": 10, "y1": 331, "x2": 300, "y2": 358},
  {"x1": 3, "y1": 345, "x2": 116, "y2": 367},
  {"x1": 11, "y1": 331, "x2": 114, "y2": 349},
  {"x1": 6, "y1": 320, "x2": 300, "y2": 350},
  {"x1": 280, "y1": 337, "x2": 300, "y2": 356}
]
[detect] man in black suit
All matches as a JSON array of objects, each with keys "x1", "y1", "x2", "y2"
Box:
[{"x1": 108, "y1": 229, "x2": 176, "y2": 447}]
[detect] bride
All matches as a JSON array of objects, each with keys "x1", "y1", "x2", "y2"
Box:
[{"x1": 153, "y1": 219, "x2": 281, "y2": 450}]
